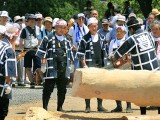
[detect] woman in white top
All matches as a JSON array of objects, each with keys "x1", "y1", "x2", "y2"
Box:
[{"x1": 109, "y1": 26, "x2": 133, "y2": 113}]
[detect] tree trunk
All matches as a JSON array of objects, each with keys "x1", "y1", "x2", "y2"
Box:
[
  {"x1": 72, "y1": 68, "x2": 160, "y2": 107},
  {"x1": 137, "y1": 0, "x2": 152, "y2": 18}
]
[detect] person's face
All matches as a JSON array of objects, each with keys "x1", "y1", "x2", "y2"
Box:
[
  {"x1": 148, "y1": 15, "x2": 155, "y2": 24},
  {"x1": 0, "y1": 16, "x2": 8, "y2": 24},
  {"x1": 102, "y1": 23, "x2": 109, "y2": 31},
  {"x1": 44, "y1": 21, "x2": 52, "y2": 31},
  {"x1": 116, "y1": 28, "x2": 126, "y2": 39},
  {"x1": 36, "y1": 18, "x2": 43, "y2": 26},
  {"x1": 151, "y1": 24, "x2": 160, "y2": 38},
  {"x1": 90, "y1": 11, "x2": 98, "y2": 19},
  {"x1": 88, "y1": 23, "x2": 98, "y2": 35},
  {"x1": 77, "y1": 17, "x2": 85, "y2": 26},
  {"x1": 28, "y1": 18, "x2": 36, "y2": 27},
  {"x1": 62, "y1": 26, "x2": 68, "y2": 35},
  {"x1": 128, "y1": 28, "x2": 134, "y2": 35},
  {"x1": 55, "y1": 25, "x2": 66, "y2": 36},
  {"x1": 117, "y1": 20, "x2": 125, "y2": 26}
]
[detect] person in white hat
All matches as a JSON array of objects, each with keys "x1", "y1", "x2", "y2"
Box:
[
  {"x1": 137, "y1": 17, "x2": 145, "y2": 30},
  {"x1": 128, "y1": 13, "x2": 137, "y2": 21},
  {"x1": 36, "y1": 19, "x2": 74, "y2": 112},
  {"x1": 76, "y1": 17, "x2": 108, "y2": 113},
  {"x1": 0, "y1": 32, "x2": 17, "y2": 120},
  {"x1": 35, "y1": 13, "x2": 44, "y2": 38},
  {"x1": 110, "y1": 15, "x2": 127, "y2": 40},
  {"x1": 0, "y1": 11, "x2": 12, "y2": 29},
  {"x1": 109, "y1": 26, "x2": 133, "y2": 113},
  {"x1": 3, "y1": 25, "x2": 19, "y2": 49},
  {"x1": 113, "y1": 19, "x2": 160, "y2": 115},
  {"x1": 0, "y1": 26, "x2": 19, "y2": 116}
]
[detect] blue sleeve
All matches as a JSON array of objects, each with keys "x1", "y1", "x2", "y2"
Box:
[
  {"x1": 36, "y1": 36, "x2": 48, "y2": 59},
  {"x1": 5, "y1": 47, "x2": 17, "y2": 77}
]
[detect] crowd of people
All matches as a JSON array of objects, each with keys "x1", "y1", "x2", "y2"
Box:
[{"x1": 0, "y1": 0, "x2": 160, "y2": 119}]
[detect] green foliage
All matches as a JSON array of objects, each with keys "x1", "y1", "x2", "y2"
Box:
[{"x1": 0, "y1": 0, "x2": 159, "y2": 21}]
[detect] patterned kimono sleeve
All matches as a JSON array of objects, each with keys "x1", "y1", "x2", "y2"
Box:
[
  {"x1": 5, "y1": 46, "x2": 17, "y2": 77},
  {"x1": 76, "y1": 39, "x2": 86, "y2": 60},
  {"x1": 36, "y1": 36, "x2": 48, "y2": 59},
  {"x1": 114, "y1": 38, "x2": 133, "y2": 60}
]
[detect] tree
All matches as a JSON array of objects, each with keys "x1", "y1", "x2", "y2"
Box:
[{"x1": 0, "y1": 0, "x2": 159, "y2": 21}]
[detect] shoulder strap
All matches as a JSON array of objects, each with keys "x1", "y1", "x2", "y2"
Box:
[{"x1": 73, "y1": 24, "x2": 75, "y2": 30}]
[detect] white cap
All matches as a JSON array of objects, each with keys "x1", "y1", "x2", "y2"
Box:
[
  {"x1": 0, "y1": 11, "x2": 9, "y2": 17},
  {"x1": 56, "y1": 19, "x2": 67, "y2": 26},
  {"x1": 53, "y1": 18, "x2": 59, "y2": 27},
  {"x1": 14, "y1": 16, "x2": 22, "y2": 23},
  {"x1": 0, "y1": 25, "x2": 6, "y2": 34},
  {"x1": 87, "y1": 17, "x2": 98, "y2": 26},
  {"x1": 78, "y1": 13, "x2": 85, "y2": 18}
]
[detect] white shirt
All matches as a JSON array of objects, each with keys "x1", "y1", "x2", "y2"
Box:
[
  {"x1": 109, "y1": 37, "x2": 126, "y2": 55},
  {"x1": 153, "y1": 36, "x2": 160, "y2": 42},
  {"x1": 68, "y1": 23, "x2": 89, "y2": 47},
  {"x1": 55, "y1": 34, "x2": 64, "y2": 41},
  {"x1": 91, "y1": 34, "x2": 98, "y2": 42}
]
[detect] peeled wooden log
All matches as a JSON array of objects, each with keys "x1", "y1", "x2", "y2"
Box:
[
  {"x1": 121, "y1": 115, "x2": 160, "y2": 120},
  {"x1": 25, "y1": 107, "x2": 54, "y2": 120},
  {"x1": 71, "y1": 68, "x2": 160, "y2": 107}
]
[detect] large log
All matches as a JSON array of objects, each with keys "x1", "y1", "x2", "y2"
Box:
[
  {"x1": 121, "y1": 115, "x2": 160, "y2": 120},
  {"x1": 71, "y1": 68, "x2": 160, "y2": 107}
]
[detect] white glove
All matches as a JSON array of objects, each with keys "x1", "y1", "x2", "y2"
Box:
[
  {"x1": 70, "y1": 64, "x2": 75, "y2": 73},
  {"x1": 41, "y1": 64, "x2": 46, "y2": 73},
  {"x1": 4, "y1": 84, "x2": 12, "y2": 95},
  {"x1": 108, "y1": 52, "x2": 114, "y2": 59},
  {"x1": 83, "y1": 65, "x2": 88, "y2": 68}
]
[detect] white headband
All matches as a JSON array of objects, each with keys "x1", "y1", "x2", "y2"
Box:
[{"x1": 127, "y1": 23, "x2": 139, "y2": 28}]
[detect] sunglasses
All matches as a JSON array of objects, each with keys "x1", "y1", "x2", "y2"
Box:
[{"x1": 36, "y1": 19, "x2": 42, "y2": 21}]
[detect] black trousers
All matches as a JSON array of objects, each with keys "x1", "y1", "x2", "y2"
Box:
[
  {"x1": 0, "y1": 97, "x2": 9, "y2": 120},
  {"x1": 140, "y1": 107, "x2": 160, "y2": 115},
  {"x1": 42, "y1": 71, "x2": 67, "y2": 110}
]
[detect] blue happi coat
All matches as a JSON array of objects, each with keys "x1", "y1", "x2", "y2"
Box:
[
  {"x1": 0, "y1": 40, "x2": 17, "y2": 97},
  {"x1": 36, "y1": 32, "x2": 74, "y2": 79}
]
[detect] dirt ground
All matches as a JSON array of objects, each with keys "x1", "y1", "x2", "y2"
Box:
[{"x1": 6, "y1": 95, "x2": 160, "y2": 120}]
